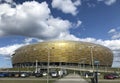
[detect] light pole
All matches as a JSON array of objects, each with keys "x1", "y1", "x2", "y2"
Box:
[
  {"x1": 88, "y1": 46, "x2": 95, "y2": 72},
  {"x1": 81, "y1": 58, "x2": 86, "y2": 69},
  {"x1": 78, "y1": 62, "x2": 81, "y2": 75},
  {"x1": 35, "y1": 60, "x2": 38, "y2": 73},
  {"x1": 81, "y1": 58, "x2": 86, "y2": 76},
  {"x1": 78, "y1": 47, "x2": 83, "y2": 74},
  {"x1": 47, "y1": 47, "x2": 50, "y2": 83},
  {"x1": 46, "y1": 47, "x2": 54, "y2": 83},
  {"x1": 94, "y1": 60, "x2": 100, "y2": 83}
]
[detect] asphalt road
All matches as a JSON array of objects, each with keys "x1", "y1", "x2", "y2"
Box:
[{"x1": 54, "y1": 74, "x2": 88, "y2": 83}]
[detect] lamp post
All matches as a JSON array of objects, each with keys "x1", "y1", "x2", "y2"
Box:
[
  {"x1": 46, "y1": 47, "x2": 54, "y2": 83},
  {"x1": 88, "y1": 46, "x2": 95, "y2": 72},
  {"x1": 78, "y1": 48, "x2": 82, "y2": 75},
  {"x1": 81, "y1": 58, "x2": 86, "y2": 76},
  {"x1": 47, "y1": 47, "x2": 50, "y2": 83},
  {"x1": 78, "y1": 62, "x2": 81, "y2": 75},
  {"x1": 94, "y1": 60, "x2": 100, "y2": 83},
  {"x1": 35, "y1": 60, "x2": 38, "y2": 73},
  {"x1": 81, "y1": 58, "x2": 86, "y2": 69}
]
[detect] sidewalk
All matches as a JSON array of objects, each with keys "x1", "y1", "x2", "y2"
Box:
[{"x1": 54, "y1": 73, "x2": 88, "y2": 83}]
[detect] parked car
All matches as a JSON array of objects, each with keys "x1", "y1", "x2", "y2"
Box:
[
  {"x1": 0, "y1": 72, "x2": 9, "y2": 77},
  {"x1": 20, "y1": 73, "x2": 29, "y2": 78},
  {"x1": 111, "y1": 73, "x2": 120, "y2": 78},
  {"x1": 62, "y1": 69, "x2": 68, "y2": 76},
  {"x1": 34, "y1": 73, "x2": 43, "y2": 77},
  {"x1": 14, "y1": 73, "x2": 20, "y2": 77},
  {"x1": 104, "y1": 74, "x2": 115, "y2": 79},
  {"x1": 50, "y1": 71, "x2": 58, "y2": 78},
  {"x1": 8, "y1": 72, "x2": 15, "y2": 77},
  {"x1": 0, "y1": 73, "x2": 6, "y2": 77},
  {"x1": 58, "y1": 70, "x2": 64, "y2": 77},
  {"x1": 42, "y1": 72, "x2": 47, "y2": 76}
]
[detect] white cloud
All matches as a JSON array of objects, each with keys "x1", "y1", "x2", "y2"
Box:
[
  {"x1": 0, "y1": 1, "x2": 81, "y2": 41},
  {"x1": 0, "y1": 37, "x2": 42, "y2": 56},
  {"x1": 0, "y1": 1, "x2": 51, "y2": 39},
  {"x1": 98, "y1": 0, "x2": 117, "y2": 6},
  {"x1": 24, "y1": 38, "x2": 36, "y2": 44},
  {"x1": 52, "y1": 0, "x2": 81, "y2": 16},
  {"x1": 24, "y1": 38, "x2": 42, "y2": 44},
  {"x1": 80, "y1": 37, "x2": 120, "y2": 51},
  {"x1": 76, "y1": 20, "x2": 82, "y2": 28},
  {"x1": 0, "y1": 44, "x2": 24, "y2": 56},
  {"x1": 57, "y1": 32, "x2": 80, "y2": 41},
  {"x1": 0, "y1": 0, "x2": 16, "y2": 6},
  {"x1": 5, "y1": 0, "x2": 13, "y2": 3},
  {"x1": 0, "y1": 0, "x2": 13, "y2": 3},
  {"x1": 108, "y1": 28, "x2": 120, "y2": 39},
  {"x1": 74, "y1": 0, "x2": 81, "y2": 6},
  {"x1": 87, "y1": 3, "x2": 96, "y2": 8},
  {"x1": 111, "y1": 33, "x2": 120, "y2": 39},
  {"x1": 108, "y1": 28, "x2": 116, "y2": 33}
]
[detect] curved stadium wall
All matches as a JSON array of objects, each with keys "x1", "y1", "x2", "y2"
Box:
[{"x1": 12, "y1": 40, "x2": 113, "y2": 67}]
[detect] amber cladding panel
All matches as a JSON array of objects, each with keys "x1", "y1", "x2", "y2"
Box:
[{"x1": 12, "y1": 40, "x2": 113, "y2": 66}]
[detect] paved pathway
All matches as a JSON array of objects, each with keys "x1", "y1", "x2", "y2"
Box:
[{"x1": 54, "y1": 74, "x2": 88, "y2": 83}]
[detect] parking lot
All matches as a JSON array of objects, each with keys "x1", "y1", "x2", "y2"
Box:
[
  {"x1": 0, "y1": 79, "x2": 54, "y2": 83},
  {"x1": 0, "y1": 75, "x2": 120, "y2": 83},
  {"x1": 88, "y1": 79, "x2": 120, "y2": 83},
  {"x1": 1, "y1": 69, "x2": 120, "y2": 83}
]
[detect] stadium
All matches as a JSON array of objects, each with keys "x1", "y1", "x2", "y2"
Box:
[{"x1": 12, "y1": 40, "x2": 113, "y2": 68}]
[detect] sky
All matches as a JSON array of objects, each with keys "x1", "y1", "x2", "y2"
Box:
[{"x1": 0, "y1": 0, "x2": 120, "y2": 68}]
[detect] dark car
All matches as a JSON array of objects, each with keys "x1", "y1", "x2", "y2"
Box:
[
  {"x1": 34, "y1": 73, "x2": 43, "y2": 77},
  {"x1": 0, "y1": 73, "x2": 5, "y2": 77},
  {"x1": 0, "y1": 72, "x2": 9, "y2": 77},
  {"x1": 8, "y1": 72, "x2": 15, "y2": 77},
  {"x1": 104, "y1": 74, "x2": 115, "y2": 79}
]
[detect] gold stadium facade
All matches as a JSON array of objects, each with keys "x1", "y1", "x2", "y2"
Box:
[{"x1": 12, "y1": 40, "x2": 113, "y2": 68}]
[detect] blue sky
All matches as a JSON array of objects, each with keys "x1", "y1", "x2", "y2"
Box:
[{"x1": 0, "y1": 0, "x2": 120, "y2": 68}]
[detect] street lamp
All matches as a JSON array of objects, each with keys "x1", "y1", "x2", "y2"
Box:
[
  {"x1": 83, "y1": 58, "x2": 86, "y2": 69},
  {"x1": 78, "y1": 62, "x2": 81, "y2": 75},
  {"x1": 81, "y1": 58, "x2": 86, "y2": 76},
  {"x1": 94, "y1": 60, "x2": 100, "y2": 83},
  {"x1": 35, "y1": 60, "x2": 38, "y2": 73},
  {"x1": 80, "y1": 58, "x2": 86, "y2": 69},
  {"x1": 46, "y1": 47, "x2": 50, "y2": 83},
  {"x1": 46, "y1": 47, "x2": 54, "y2": 83},
  {"x1": 88, "y1": 46, "x2": 95, "y2": 72}
]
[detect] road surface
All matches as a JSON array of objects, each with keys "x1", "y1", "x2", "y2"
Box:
[{"x1": 54, "y1": 73, "x2": 88, "y2": 83}]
